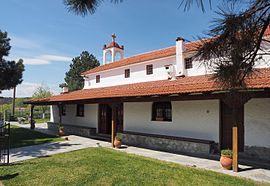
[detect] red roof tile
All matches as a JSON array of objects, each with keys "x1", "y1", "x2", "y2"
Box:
[
  {"x1": 264, "y1": 26, "x2": 270, "y2": 36},
  {"x1": 103, "y1": 41, "x2": 124, "y2": 50},
  {"x1": 82, "y1": 46, "x2": 177, "y2": 75},
  {"x1": 82, "y1": 27, "x2": 270, "y2": 76},
  {"x1": 28, "y1": 68, "x2": 270, "y2": 104},
  {"x1": 84, "y1": 42, "x2": 203, "y2": 76},
  {"x1": 82, "y1": 42, "x2": 202, "y2": 75}
]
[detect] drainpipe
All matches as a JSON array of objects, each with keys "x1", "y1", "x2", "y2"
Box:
[{"x1": 175, "y1": 37, "x2": 186, "y2": 77}]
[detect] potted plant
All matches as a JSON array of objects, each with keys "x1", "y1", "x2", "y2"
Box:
[
  {"x1": 220, "y1": 149, "x2": 233, "y2": 170},
  {"x1": 59, "y1": 126, "x2": 65, "y2": 136},
  {"x1": 114, "y1": 133, "x2": 122, "y2": 148}
]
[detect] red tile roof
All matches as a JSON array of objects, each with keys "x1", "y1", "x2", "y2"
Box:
[
  {"x1": 81, "y1": 41, "x2": 201, "y2": 75},
  {"x1": 81, "y1": 46, "x2": 176, "y2": 75},
  {"x1": 82, "y1": 27, "x2": 270, "y2": 76},
  {"x1": 28, "y1": 68, "x2": 270, "y2": 104},
  {"x1": 103, "y1": 41, "x2": 124, "y2": 50}
]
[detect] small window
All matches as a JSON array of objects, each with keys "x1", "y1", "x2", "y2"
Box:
[
  {"x1": 152, "y1": 102, "x2": 172, "y2": 122},
  {"x1": 185, "y1": 58, "x2": 193, "y2": 69},
  {"x1": 61, "y1": 105, "x2": 66, "y2": 116},
  {"x1": 76, "y1": 104, "x2": 84, "y2": 117},
  {"x1": 124, "y1": 69, "x2": 130, "y2": 78},
  {"x1": 96, "y1": 75, "x2": 100, "y2": 83},
  {"x1": 146, "y1": 64, "x2": 153, "y2": 75}
]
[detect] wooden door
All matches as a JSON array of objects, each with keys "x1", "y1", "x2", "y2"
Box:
[
  {"x1": 98, "y1": 104, "x2": 112, "y2": 134},
  {"x1": 220, "y1": 101, "x2": 244, "y2": 152}
]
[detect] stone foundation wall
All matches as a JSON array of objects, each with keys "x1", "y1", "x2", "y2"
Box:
[
  {"x1": 47, "y1": 122, "x2": 96, "y2": 137},
  {"x1": 122, "y1": 131, "x2": 215, "y2": 155},
  {"x1": 47, "y1": 122, "x2": 58, "y2": 131},
  {"x1": 240, "y1": 146, "x2": 270, "y2": 163}
]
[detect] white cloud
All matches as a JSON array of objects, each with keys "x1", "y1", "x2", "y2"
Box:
[
  {"x1": 0, "y1": 82, "x2": 59, "y2": 98},
  {"x1": 8, "y1": 35, "x2": 72, "y2": 65},
  {"x1": 22, "y1": 58, "x2": 50, "y2": 65},
  {"x1": 22, "y1": 55, "x2": 72, "y2": 65},
  {"x1": 41, "y1": 55, "x2": 72, "y2": 61},
  {"x1": 10, "y1": 35, "x2": 41, "y2": 49}
]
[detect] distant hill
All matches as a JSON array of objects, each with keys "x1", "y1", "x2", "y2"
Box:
[
  {"x1": 0, "y1": 97, "x2": 12, "y2": 105},
  {"x1": 0, "y1": 97, "x2": 31, "y2": 105}
]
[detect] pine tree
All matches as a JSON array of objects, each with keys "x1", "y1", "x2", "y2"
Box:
[
  {"x1": 64, "y1": 51, "x2": 100, "y2": 91},
  {"x1": 0, "y1": 30, "x2": 24, "y2": 92}
]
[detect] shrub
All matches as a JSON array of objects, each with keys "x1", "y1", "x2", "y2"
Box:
[
  {"x1": 221, "y1": 149, "x2": 233, "y2": 157},
  {"x1": 115, "y1": 133, "x2": 122, "y2": 141}
]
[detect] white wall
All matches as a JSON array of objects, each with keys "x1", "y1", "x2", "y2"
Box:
[
  {"x1": 83, "y1": 48, "x2": 270, "y2": 89},
  {"x1": 186, "y1": 59, "x2": 210, "y2": 76},
  {"x1": 245, "y1": 98, "x2": 270, "y2": 148},
  {"x1": 50, "y1": 104, "x2": 98, "y2": 128},
  {"x1": 84, "y1": 56, "x2": 177, "y2": 89},
  {"x1": 50, "y1": 105, "x2": 59, "y2": 122},
  {"x1": 84, "y1": 56, "x2": 211, "y2": 89},
  {"x1": 124, "y1": 100, "x2": 220, "y2": 142}
]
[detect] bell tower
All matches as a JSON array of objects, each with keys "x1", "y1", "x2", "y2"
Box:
[{"x1": 103, "y1": 33, "x2": 124, "y2": 64}]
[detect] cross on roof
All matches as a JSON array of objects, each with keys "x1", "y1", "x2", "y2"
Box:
[{"x1": 112, "y1": 33, "x2": 116, "y2": 42}]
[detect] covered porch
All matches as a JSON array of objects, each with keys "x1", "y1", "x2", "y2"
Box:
[{"x1": 25, "y1": 68, "x2": 270, "y2": 171}]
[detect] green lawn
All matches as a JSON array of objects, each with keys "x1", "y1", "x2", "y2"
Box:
[
  {"x1": 34, "y1": 118, "x2": 50, "y2": 124},
  {"x1": 0, "y1": 148, "x2": 266, "y2": 186},
  {"x1": 23, "y1": 118, "x2": 49, "y2": 124},
  {"x1": 10, "y1": 125, "x2": 63, "y2": 148}
]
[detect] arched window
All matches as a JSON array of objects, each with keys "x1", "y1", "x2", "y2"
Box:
[
  {"x1": 105, "y1": 51, "x2": 112, "y2": 63},
  {"x1": 115, "y1": 52, "x2": 122, "y2": 61},
  {"x1": 152, "y1": 102, "x2": 172, "y2": 121}
]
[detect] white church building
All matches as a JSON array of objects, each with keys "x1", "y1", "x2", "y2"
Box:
[{"x1": 27, "y1": 32, "x2": 270, "y2": 163}]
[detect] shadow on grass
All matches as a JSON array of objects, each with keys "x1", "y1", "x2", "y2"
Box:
[
  {"x1": 37, "y1": 155, "x2": 51, "y2": 159},
  {"x1": 10, "y1": 126, "x2": 61, "y2": 149},
  {"x1": 0, "y1": 173, "x2": 19, "y2": 180}
]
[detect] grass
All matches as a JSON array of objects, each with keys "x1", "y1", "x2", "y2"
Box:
[
  {"x1": 22, "y1": 118, "x2": 49, "y2": 124},
  {"x1": 34, "y1": 118, "x2": 50, "y2": 124},
  {"x1": 0, "y1": 148, "x2": 266, "y2": 186},
  {"x1": 10, "y1": 125, "x2": 63, "y2": 148}
]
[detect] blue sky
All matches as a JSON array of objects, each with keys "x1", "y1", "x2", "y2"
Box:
[{"x1": 0, "y1": 0, "x2": 220, "y2": 97}]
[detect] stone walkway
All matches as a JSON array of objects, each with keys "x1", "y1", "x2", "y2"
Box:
[
  {"x1": 9, "y1": 122, "x2": 270, "y2": 184},
  {"x1": 10, "y1": 122, "x2": 111, "y2": 162},
  {"x1": 10, "y1": 135, "x2": 111, "y2": 163},
  {"x1": 117, "y1": 146, "x2": 270, "y2": 184}
]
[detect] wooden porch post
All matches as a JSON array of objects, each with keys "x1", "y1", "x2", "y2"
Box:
[
  {"x1": 58, "y1": 104, "x2": 62, "y2": 128},
  {"x1": 30, "y1": 105, "x2": 35, "y2": 129},
  {"x1": 233, "y1": 126, "x2": 238, "y2": 172},
  {"x1": 222, "y1": 92, "x2": 250, "y2": 173},
  {"x1": 111, "y1": 105, "x2": 116, "y2": 147}
]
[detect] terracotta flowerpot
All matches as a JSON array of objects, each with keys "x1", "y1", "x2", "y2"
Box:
[
  {"x1": 59, "y1": 129, "x2": 65, "y2": 136},
  {"x1": 220, "y1": 155, "x2": 233, "y2": 170},
  {"x1": 114, "y1": 139, "x2": 122, "y2": 148}
]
